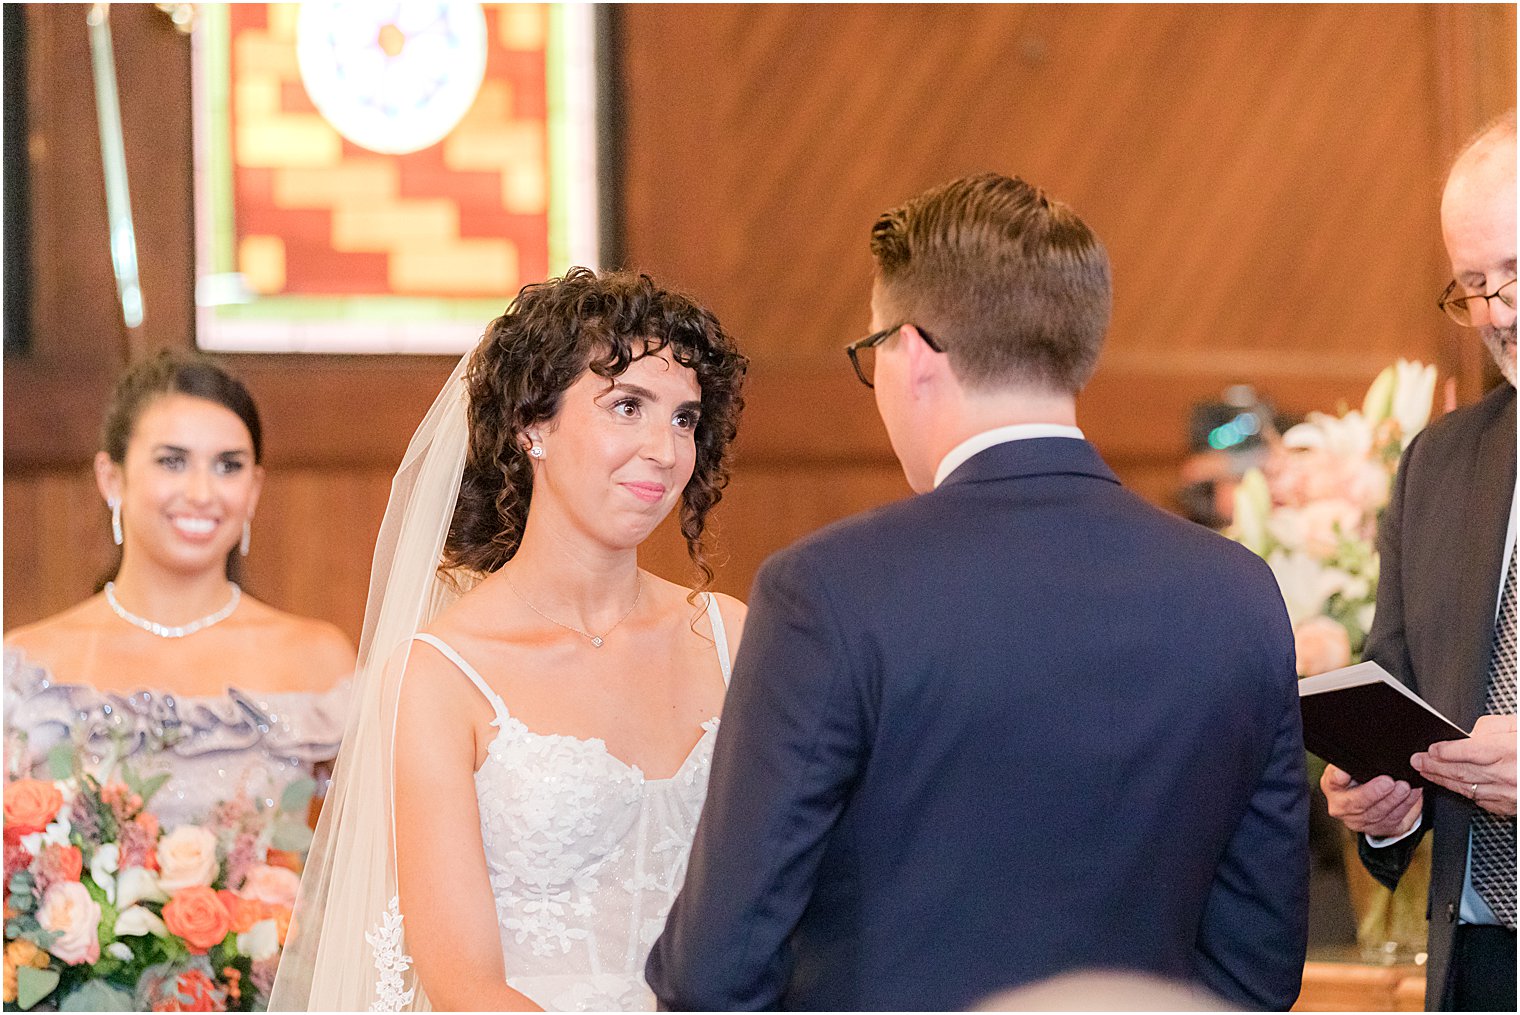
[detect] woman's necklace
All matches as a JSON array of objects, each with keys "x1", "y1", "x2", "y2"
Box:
[
  {"x1": 104, "y1": 581, "x2": 242, "y2": 639},
  {"x1": 504, "y1": 573, "x2": 642, "y2": 648}
]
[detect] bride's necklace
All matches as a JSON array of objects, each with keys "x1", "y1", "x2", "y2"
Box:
[
  {"x1": 104, "y1": 581, "x2": 242, "y2": 639},
  {"x1": 504, "y1": 572, "x2": 642, "y2": 648}
]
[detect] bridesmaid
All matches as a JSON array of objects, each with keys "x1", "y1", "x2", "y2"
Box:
[{"x1": 4, "y1": 350, "x2": 355, "y2": 826}]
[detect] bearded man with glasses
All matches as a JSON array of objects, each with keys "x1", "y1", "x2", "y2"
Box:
[
  {"x1": 649, "y1": 173, "x2": 1309, "y2": 1010},
  {"x1": 1323, "y1": 109, "x2": 1517, "y2": 1012}
]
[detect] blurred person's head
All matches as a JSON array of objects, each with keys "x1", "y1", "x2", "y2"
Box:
[{"x1": 973, "y1": 968, "x2": 1236, "y2": 1011}]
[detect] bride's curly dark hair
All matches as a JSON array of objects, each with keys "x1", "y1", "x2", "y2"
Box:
[{"x1": 444, "y1": 268, "x2": 747, "y2": 589}]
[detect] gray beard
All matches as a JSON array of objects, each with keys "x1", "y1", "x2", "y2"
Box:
[{"x1": 1482, "y1": 323, "x2": 1517, "y2": 386}]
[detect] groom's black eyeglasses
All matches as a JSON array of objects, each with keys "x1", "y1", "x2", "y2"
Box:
[{"x1": 846, "y1": 324, "x2": 945, "y2": 388}]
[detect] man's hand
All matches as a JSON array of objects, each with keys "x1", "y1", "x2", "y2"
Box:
[
  {"x1": 1321, "y1": 765, "x2": 1424, "y2": 838},
  {"x1": 1412, "y1": 714, "x2": 1518, "y2": 816}
]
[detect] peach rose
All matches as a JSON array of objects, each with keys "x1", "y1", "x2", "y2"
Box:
[
  {"x1": 1294, "y1": 616, "x2": 1352, "y2": 677},
  {"x1": 162, "y1": 886, "x2": 232, "y2": 954},
  {"x1": 237, "y1": 864, "x2": 299, "y2": 909},
  {"x1": 4, "y1": 780, "x2": 64, "y2": 836},
  {"x1": 156, "y1": 826, "x2": 219, "y2": 892},
  {"x1": 36, "y1": 881, "x2": 101, "y2": 965}
]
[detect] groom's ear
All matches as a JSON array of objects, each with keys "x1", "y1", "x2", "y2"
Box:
[{"x1": 901, "y1": 324, "x2": 950, "y2": 398}]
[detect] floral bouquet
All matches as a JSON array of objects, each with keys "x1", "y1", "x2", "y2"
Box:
[
  {"x1": 1229, "y1": 358, "x2": 1441, "y2": 963},
  {"x1": 3, "y1": 758, "x2": 315, "y2": 1011},
  {"x1": 1230, "y1": 359, "x2": 1439, "y2": 676}
]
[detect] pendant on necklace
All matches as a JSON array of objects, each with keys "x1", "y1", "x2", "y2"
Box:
[{"x1": 590, "y1": 637, "x2": 604, "y2": 648}]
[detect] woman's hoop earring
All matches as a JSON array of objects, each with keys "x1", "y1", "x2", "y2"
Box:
[
  {"x1": 240, "y1": 519, "x2": 252, "y2": 557},
  {"x1": 110, "y1": 499, "x2": 123, "y2": 546}
]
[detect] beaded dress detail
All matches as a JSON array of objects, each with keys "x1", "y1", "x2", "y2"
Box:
[
  {"x1": 404, "y1": 593, "x2": 731, "y2": 1012},
  {"x1": 3, "y1": 649, "x2": 349, "y2": 827}
]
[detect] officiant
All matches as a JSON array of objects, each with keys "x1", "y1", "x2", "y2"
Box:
[{"x1": 1321, "y1": 110, "x2": 1517, "y2": 1012}]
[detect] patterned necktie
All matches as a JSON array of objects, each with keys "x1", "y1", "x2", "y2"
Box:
[{"x1": 1471, "y1": 549, "x2": 1516, "y2": 929}]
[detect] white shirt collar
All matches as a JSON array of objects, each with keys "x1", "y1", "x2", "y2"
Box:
[{"x1": 932, "y1": 423, "x2": 1086, "y2": 488}]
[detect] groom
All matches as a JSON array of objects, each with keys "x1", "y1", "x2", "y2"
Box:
[{"x1": 647, "y1": 173, "x2": 1309, "y2": 1010}]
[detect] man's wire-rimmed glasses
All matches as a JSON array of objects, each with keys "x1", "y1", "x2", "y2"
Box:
[
  {"x1": 845, "y1": 324, "x2": 945, "y2": 388},
  {"x1": 1438, "y1": 278, "x2": 1517, "y2": 327}
]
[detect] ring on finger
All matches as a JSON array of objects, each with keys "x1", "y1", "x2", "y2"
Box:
[{"x1": 1469, "y1": 781, "x2": 1479, "y2": 799}]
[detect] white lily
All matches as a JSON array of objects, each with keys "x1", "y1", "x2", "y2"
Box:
[
  {"x1": 1231, "y1": 468, "x2": 1273, "y2": 556},
  {"x1": 114, "y1": 866, "x2": 168, "y2": 910},
  {"x1": 1390, "y1": 359, "x2": 1437, "y2": 447},
  {"x1": 114, "y1": 905, "x2": 169, "y2": 938},
  {"x1": 90, "y1": 843, "x2": 120, "y2": 904},
  {"x1": 1361, "y1": 363, "x2": 1396, "y2": 424},
  {"x1": 1267, "y1": 549, "x2": 1345, "y2": 627},
  {"x1": 237, "y1": 919, "x2": 281, "y2": 962}
]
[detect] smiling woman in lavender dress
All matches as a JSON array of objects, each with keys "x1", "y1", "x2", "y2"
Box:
[{"x1": 4, "y1": 351, "x2": 354, "y2": 827}]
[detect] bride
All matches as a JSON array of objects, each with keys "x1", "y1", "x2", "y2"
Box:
[{"x1": 271, "y1": 268, "x2": 748, "y2": 1012}]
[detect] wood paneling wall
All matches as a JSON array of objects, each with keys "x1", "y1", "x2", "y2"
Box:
[{"x1": 4, "y1": 3, "x2": 1515, "y2": 641}]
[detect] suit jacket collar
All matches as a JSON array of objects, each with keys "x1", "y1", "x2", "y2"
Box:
[
  {"x1": 936, "y1": 436, "x2": 1121, "y2": 490},
  {"x1": 1449, "y1": 383, "x2": 1517, "y2": 728}
]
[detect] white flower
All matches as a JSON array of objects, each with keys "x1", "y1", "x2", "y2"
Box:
[
  {"x1": 1231, "y1": 468, "x2": 1272, "y2": 555},
  {"x1": 21, "y1": 814, "x2": 73, "y2": 854},
  {"x1": 106, "y1": 942, "x2": 134, "y2": 962},
  {"x1": 1285, "y1": 410, "x2": 1374, "y2": 459},
  {"x1": 114, "y1": 866, "x2": 167, "y2": 910},
  {"x1": 1267, "y1": 549, "x2": 1345, "y2": 627},
  {"x1": 236, "y1": 919, "x2": 280, "y2": 962},
  {"x1": 90, "y1": 844, "x2": 120, "y2": 904},
  {"x1": 114, "y1": 904, "x2": 169, "y2": 938},
  {"x1": 1390, "y1": 359, "x2": 1437, "y2": 448},
  {"x1": 1361, "y1": 363, "x2": 1397, "y2": 424}
]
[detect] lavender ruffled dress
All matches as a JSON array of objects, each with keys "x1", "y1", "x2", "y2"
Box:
[{"x1": 3, "y1": 648, "x2": 349, "y2": 827}]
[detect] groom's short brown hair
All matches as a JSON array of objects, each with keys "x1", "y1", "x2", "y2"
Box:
[{"x1": 870, "y1": 173, "x2": 1111, "y2": 395}]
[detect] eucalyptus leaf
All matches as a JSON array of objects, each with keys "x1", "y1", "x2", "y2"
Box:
[
  {"x1": 137, "y1": 772, "x2": 172, "y2": 805},
  {"x1": 15, "y1": 965, "x2": 60, "y2": 1011},
  {"x1": 60, "y1": 979, "x2": 134, "y2": 1011},
  {"x1": 271, "y1": 817, "x2": 314, "y2": 853},
  {"x1": 47, "y1": 742, "x2": 76, "y2": 780},
  {"x1": 279, "y1": 777, "x2": 317, "y2": 814}
]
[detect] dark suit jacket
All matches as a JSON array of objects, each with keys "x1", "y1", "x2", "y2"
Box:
[
  {"x1": 1357, "y1": 382, "x2": 1516, "y2": 1010},
  {"x1": 647, "y1": 438, "x2": 1309, "y2": 1011}
]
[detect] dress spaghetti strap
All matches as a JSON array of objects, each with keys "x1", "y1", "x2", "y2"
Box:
[
  {"x1": 704, "y1": 593, "x2": 733, "y2": 686},
  {"x1": 411, "y1": 633, "x2": 510, "y2": 723}
]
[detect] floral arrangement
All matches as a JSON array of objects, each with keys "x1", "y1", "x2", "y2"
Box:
[
  {"x1": 2, "y1": 760, "x2": 314, "y2": 1012},
  {"x1": 1230, "y1": 360, "x2": 1440, "y2": 676}
]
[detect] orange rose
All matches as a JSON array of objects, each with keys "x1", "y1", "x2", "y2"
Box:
[
  {"x1": 217, "y1": 891, "x2": 291, "y2": 944},
  {"x1": 4, "y1": 779, "x2": 64, "y2": 836},
  {"x1": 37, "y1": 844, "x2": 83, "y2": 884},
  {"x1": 162, "y1": 886, "x2": 232, "y2": 954}
]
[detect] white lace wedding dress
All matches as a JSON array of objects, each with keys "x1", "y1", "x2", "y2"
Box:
[{"x1": 405, "y1": 593, "x2": 731, "y2": 1012}]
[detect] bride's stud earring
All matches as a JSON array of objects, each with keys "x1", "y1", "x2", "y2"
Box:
[
  {"x1": 110, "y1": 498, "x2": 123, "y2": 546},
  {"x1": 530, "y1": 445, "x2": 544, "y2": 458},
  {"x1": 241, "y1": 519, "x2": 252, "y2": 557}
]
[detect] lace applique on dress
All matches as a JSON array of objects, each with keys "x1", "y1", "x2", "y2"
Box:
[
  {"x1": 365, "y1": 896, "x2": 416, "y2": 1012},
  {"x1": 410, "y1": 594, "x2": 730, "y2": 1012}
]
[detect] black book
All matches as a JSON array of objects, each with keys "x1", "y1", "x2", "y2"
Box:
[{"x1": 1298, "y1": 660, "x2": 1468, "y2": 787}]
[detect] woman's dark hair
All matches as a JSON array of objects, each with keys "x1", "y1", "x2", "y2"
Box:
[
  {"x1": 98, "y1": 350, "x2": 264, "y2": 585},
  {"x1": 445, "y1": 268, "x2": 747, "y2": 589}
]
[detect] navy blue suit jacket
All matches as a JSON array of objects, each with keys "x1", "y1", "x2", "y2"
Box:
[{"x1": 646, "y1": 438, "x2": 1308, "y2": 1010}]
